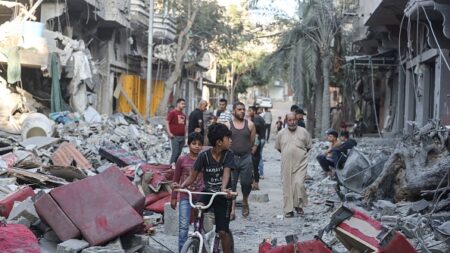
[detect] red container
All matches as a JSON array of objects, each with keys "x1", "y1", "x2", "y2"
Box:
[
  {"x1": 99, "y1": 165, "x2": 145, "y2": 214},
  {"x1": 0, "y1": 224, "x2": 40, "y2": 253},
  {"x1": 259, "y1": 240, "x2": 332, "y2": 253},
  {"x1": 34, "y1": 192, "x2": 81, "y2": 241},
  {"x1": 50, "y1": 176, "x2": 143, "y2": 246},
  {"x1": 334, "y1": 208, "x2": 416, "y2": 253},
  {"x1": 0, "y1": 186, "x2": 35, "y2": 218}
]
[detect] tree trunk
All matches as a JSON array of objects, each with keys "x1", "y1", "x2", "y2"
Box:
[
  {"x1": 362, "y1": 122, "x2": 450, "y2": 202},
  {"x1": 295, "y1": 40, "x2": 304, "y2": 107},
  {"x1": 314, "y1": 76, "x2": 323, "y2": 137},
  {"x1": 156, "y1": 7, "x2": 198, "y2": 116},
  {"x1": 321, "y1": 54, "x2": 331, "y2": 133}
]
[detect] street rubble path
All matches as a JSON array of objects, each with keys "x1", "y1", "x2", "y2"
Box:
[{"x1": 150, "y1": 136, "x2": 349, "y2": 252}]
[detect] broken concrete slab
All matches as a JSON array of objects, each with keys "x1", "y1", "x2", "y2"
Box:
[
  {"x1": 374, "y1": 199, "x2": 396, "y2": 215},
  {"x1": 20, "y1": 136, "x2": 59, "y2": 149},
  {"x1": 7, "y1": 196, "x2": 39, "y2": 223},
  {"x1": 0, "y1": 185, "x2": 35, "y2": 218},
  {"x1": 81, "y1": 238, "x2": 124, "y2": 253},
  {"x1": 163, "y1": 202, "x2": 178, "y2": 236},
  {"x1": 249, "y1": 192, "x2": 270, "y2": 203},
  {"x1": 408, "y1": 199, "x2": 429, "y2": 214},
  {"x1": 83, "y1": 106, "x2": 102, "y2": 124},
  {"x1": 56, "y1": 239, "x2": 90, "y2": 253}
]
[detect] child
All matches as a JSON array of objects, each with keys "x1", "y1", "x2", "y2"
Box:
[
  {"x1": 178, "y1": 124, "x2": 235, "y2": 253},
  {"x1": 276, "y1": 116, "x2": 283, "y2": 132},
  {"x1": 170, "y1": 132, "x2": 204, "y2": 252}
]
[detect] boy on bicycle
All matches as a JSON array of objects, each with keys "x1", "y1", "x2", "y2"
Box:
[
  {"x1": 177, "y1": 123, "x2": 235, "y2": 253},
  {"x1": 171, "y1": 132, "x2": 204, "y2": 252}
]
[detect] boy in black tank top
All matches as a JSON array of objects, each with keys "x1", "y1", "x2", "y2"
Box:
[{"x1": 178, "y1": 124, "x2": 235, "y2": 252}]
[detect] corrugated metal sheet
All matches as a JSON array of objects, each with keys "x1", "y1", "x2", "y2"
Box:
[{"x1": 118, "y1": 74, "x2": 165, "y2": 116}]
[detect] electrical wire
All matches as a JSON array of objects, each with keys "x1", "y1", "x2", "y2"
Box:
[
  {"x1": 148, "y1": 236, "x2": 176, "y2": 253},
  {"x1": 421, "y1": 5, "x2": 450, "y2": 72}
]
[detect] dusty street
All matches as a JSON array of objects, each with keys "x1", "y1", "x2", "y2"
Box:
[{"x1": 149, "y1": 98, "x2": 347, "y2": 252}]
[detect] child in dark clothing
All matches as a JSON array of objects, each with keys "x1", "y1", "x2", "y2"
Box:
[{"x1": 177, "y1": 123, "x2": 235, "y2": 253}]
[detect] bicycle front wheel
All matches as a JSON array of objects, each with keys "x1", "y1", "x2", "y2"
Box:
[{"x1": 181, "y1": 237, "x2": 202, "y2": 253}]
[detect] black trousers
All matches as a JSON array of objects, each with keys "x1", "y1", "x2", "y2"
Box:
[
  {"x1": 316, "y1": 154, "x2": 335, "y2": 172},
  {"x1": 265, "y1": 124, "x2": 271, "y2": 141}
]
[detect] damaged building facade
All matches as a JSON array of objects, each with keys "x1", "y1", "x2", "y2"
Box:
[
  {"x1": 346, "y1": 0, "x2": 450, "y2": 134},
  {"x1": 0, "y1": 0, "x2": 219, "y2": 122}
]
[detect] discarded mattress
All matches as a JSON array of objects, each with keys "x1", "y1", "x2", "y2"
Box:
[
  {"x1": 50, "y1": 175, "x2": 143, "y2": 245},
  {"x1": 0, "y1": 224, "x2": 40, "y2": 253},
  {"x1": 145, "y1": 195, "x2": 171, "y2": 214}
]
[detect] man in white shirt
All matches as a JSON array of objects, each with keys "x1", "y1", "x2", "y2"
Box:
[{"x1": 214, "y1": 98, "x2": 232, "y2": 124}]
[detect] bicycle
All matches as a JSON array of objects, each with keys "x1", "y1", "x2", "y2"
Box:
[{"x1": 175, "y1": 188, "x2": 236, "y2": 253}]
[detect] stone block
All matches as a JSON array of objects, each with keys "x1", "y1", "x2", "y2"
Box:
[
  {"x1": 163, "y1": 202, "x2": 178, "y2": 236},
  {"x1": 56, "y1": 239, "x2": 90, "y2": 253},
  {"x1": 81, "y1": 238, "x2": 124, "y2": 253},
  {"x1": 143, "y1": 212, "x2": 163, "y2": 225},
  {"x1": 408, "y1": 199, "x2": 429, "y2": 214},
  {"x1": 121, "y1": 234, "x2": 148, "y2": 253},
  {"x1": 249, "y1": 193, "x2": 269, "y2": 203},
  {"x1": 374, "y1": 200, "x2": 396, "y2": 215},
  {"x1": 0, "y1": 177, "x2": 16, "y2": 186},
  {"x1": 7, "y1": 196, "x2": 39, "y2": 223},
  {"x1": 0, "y1": 185, "x2": 35, "y2": 218}
]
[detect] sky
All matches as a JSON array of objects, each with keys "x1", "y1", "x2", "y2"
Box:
[{"x1": 217, "y1": 0, "x2": 299, "y2": 23}]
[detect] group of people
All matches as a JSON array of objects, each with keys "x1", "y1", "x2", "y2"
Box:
[
  {"x1": 166, "y1": 99, "x2": 356, "y2": 252},
  {"x1": 166, "y1": 98, "x2": 272, "y2": 252}
]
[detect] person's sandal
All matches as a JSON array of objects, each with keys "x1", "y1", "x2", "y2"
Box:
[
  {"x1": 242, "y1": 203, "x2": 250, "y2": 217},
  {"x1": 284, "y1": 212, "x2": 294, "y2": 218},
  {"x1": 295, "y1": 207, "x2": 304, "y2": 216}
]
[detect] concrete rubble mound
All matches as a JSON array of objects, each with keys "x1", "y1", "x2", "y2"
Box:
[{"x1": 0, "y1": 108, "x2": 177, "y2": 252}]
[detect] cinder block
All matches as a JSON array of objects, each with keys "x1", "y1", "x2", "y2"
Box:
[
  {"x1": 56, "y1": 239, "x2": 90, "y2": 253},
  {"x1": 98, "y1": 165, "x2": 145, "y2": 214},
  {"x1": 0, "y1": 186, "x2": 35, "y2": 218},
  {"x1": 50, "y1": 176, "x2": 143, "y2": 246},
  {"x1": 81, "y1": 238, "x2": 124, "y2": 253},
  {"x1": 34, "y1": 192, "x2": 81, "y2": 241}
]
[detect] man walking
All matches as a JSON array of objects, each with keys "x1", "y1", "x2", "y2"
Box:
[
  {"x1": 228, "y1": 102, "x2": 256, "y2": 219},
  {"x1": 248, "y1": 106, "x2": 265, "y2": 190},
  {"x1": 275, "y1": 113, "x2": 312, "y2": 218},
  {"x1": 166, "y1": 98, "x2": 187, "y2": 169},
  {"x1": 295, "y1": 108, "x2": 306, "y2": 128},
  {"x1": 214, "y1": 98, "x2": 232, "y2": 124},
  {"x1": 263, "y1": 108, "x2": 272, "y2": 142},
  {"x1": 188, "y1": 100, "x2": 208, "y2": 136}
]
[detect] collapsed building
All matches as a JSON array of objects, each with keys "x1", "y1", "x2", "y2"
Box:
[{"x1": 344, "y1": 0, "x2": 450, "y2": 135}]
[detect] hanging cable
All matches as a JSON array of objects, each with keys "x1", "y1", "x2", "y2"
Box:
[
  {"x1": 421, "y1": 5, "x2": 450, "y2": 72},
  {"x1": 369, "y1": 58, "x2": 383, "y2": 138}
]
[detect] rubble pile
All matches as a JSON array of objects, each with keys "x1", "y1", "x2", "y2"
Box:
[
  {"x1": 294, "y1": 125, "x2": 450, "y2": 253},
  {"x1": 0, "y1": 109, "x2": 175, "y2": 252}
]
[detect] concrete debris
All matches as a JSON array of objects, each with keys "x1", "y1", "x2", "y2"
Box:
[
  {"x1": 7, "y1": 196, "x2": 39, "y2": 224},
  {"x1": 163, "y1": 202, "x2": 178, "y2": 236},
  {"x1": 374, "y1": 199, "x2": 397, "y2": 215},
  {"x1": 56, "y1": 239, "x2": 90, "y2": 253}
]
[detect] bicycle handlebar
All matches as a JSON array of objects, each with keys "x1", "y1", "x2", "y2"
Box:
[{"x1": 174, "y1": 189, "x2": 237, "y2": 210}]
